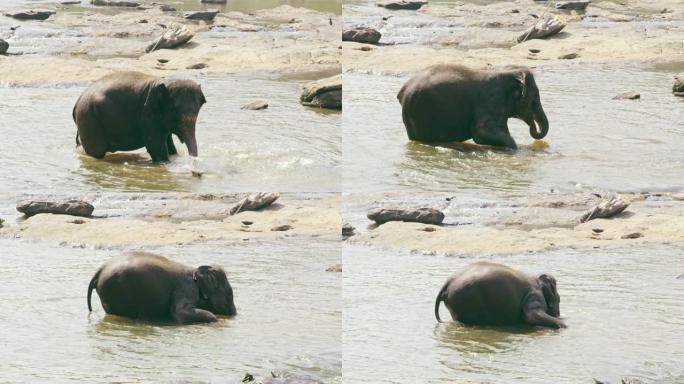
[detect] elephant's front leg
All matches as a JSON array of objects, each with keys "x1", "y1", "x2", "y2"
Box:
[
  {"x1": 171, "y1": 300, "x2": 218, "y2": 323},
  {"x1": 144, "y1": 131, "x2": 170, "y2": 163},
  {"x1": 167, "y1": 135, "x2": 178, "y2": 156},
  {"x1": 523, "y1": 295, "x2": 566, "y2": 328},
  {"x1": 471, "y1": 114, "x2": 517, "y2": 150}
]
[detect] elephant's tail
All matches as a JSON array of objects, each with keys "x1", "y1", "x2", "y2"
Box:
[
  {"x1": 434, "y1": 281, "x2": 448, "y2": 323},
  {"x1": 87, "y1": 269, "x2": 100, "y2": 312}
]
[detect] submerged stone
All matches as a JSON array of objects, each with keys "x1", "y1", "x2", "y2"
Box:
[
  {"x1": 367, "y1": 207, "x2": 445, "y2": 225},
  {"x1": 17, "y1": 199, "x2": 94, "y2": 218},
  {"x1": 300, "y1": 74, "x2": 342, "y2": 110},
  {"x1": 4, "y1": 10, "x2": 56, "y2": 20}
]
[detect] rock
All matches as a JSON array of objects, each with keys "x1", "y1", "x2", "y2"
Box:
[
  {"x1": 4, "y1": 10, "x2": 56, "y2": 21},
  {"x1": 202, "y1": 0, "x2": 226, "y2": 2},
  {"x1": 326, "y1": 264, "x2": 342, "y2": 272},
  {"x1": 0, "y1": 39, "x2": 8, "y2": 55},
  {"x1": 230, "y1": 192, "x2": 280, "y2": 215},
  {"x1": 529, "y1": 48, "x2": 541, "y2": 53},
  {"x1": 16, "y1": 199, "x2": 94, "y2": 218},
  {"x1": 91, "y1": 0, "x2": 141, "y2": 6},
  {"x1": 677, "y1": 274, "x2": 684, "y2": 280},
  {"x1": 186, "y1": 63, "x2": 207, "y2": 69},
  {"x1": 367, "y1": 207, "x2": 445, "y2": 225},
  {"x1": 60, "y1": 1, "x2": 82, "y2": 4},
  {"x1": 157, "y1": 58, "x2": 169, "y2": 63},
  {"x1": 300, "y1": 74, "x2": 342, "y2": 110},
  {"x1": 672, "y1": 193, "x2": 684, "y2": 201},
  {"x1": 0, "y1": 217, "x2": 4, "y2": 228},
  {"x1": 241, "y1": 101, "x2": 269, "y2": 110},
  {"x1": 556, "y1": 1, "x2": 590, "y2": 10},
  {"x1": 673, "y1": 72, "x2": 684, "y2": 96},
  {"x1": 241, "y1": 220, "x2": 253, "y2": 226},
  {"x1": 377, "y1": 1, "x2": 427, "y2": 10},
  {"x1": 579, "y1": 193, "x2": 629, "y2": 222},
  {"x1": 613, "y1": 91, "x2": 640, "y2": 100},
  {"x1": 184, "y1": 10, "x2": 219, "y2": 21},
  {"x1": 160, "y1": 5, "x2": 176, "y2": 11},
  {"x1": 342, "y1": 223, "x2": 355, "y2": 237},
  {"x1": 342, "y1": 27, "x2": 381, "y2": 44},
  {"x1": 621, "y1": 232, "x2": 643, "y2": 239},
  {"x1": 145, "y1": 24, "x2": 194, "y2": 53},
  {"x1": 271, "y1": 224, "x2": 293, "y2": 232},
  {"x1": 592, "y1": 228, "x2": 604, "y2": 233},
  {"x1": 621, "y1": 379, "x2": 647, "y2": 384},
  {"x1": 558, "y1": 52, "x2": 579, "y2": 59},
  {"x1": 517, "y1": 15, "x2": 566, "y2": 43}
]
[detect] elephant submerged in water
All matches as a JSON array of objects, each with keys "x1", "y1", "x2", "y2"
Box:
[
  {"x1": 73, "y1": 71, "x2": 206, "y2": 163},
  {"x1": 435, "y1": 262, "x2": 565, "y2": 329},
  {"x1": 88, "y1": 252, "x2": 236, "y2": 323},
  {"x1": 397, "y1": 64, "x2": 550, "y2": 150}
]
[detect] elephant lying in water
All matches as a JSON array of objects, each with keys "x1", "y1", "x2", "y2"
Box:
[
  {"x1": 435, "y1": 262, "x2": 565, "y2": 328},
  {"x1": 397, "y1": 64, "x2": 550, "y2": 150},
  {"x1": 73, "y1": 71, "x2": 206, "y2": 162},
  {"x1": 88, "y1": 252, "x2": 236, "y2": 323}
]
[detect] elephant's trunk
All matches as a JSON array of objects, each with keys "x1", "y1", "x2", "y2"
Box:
[
  {"x1": 181, "y1": 115, "x2": 199, "y2": 157},
  {"x1": 529, "y1": 101, "x2": 549, "y2": 140}
]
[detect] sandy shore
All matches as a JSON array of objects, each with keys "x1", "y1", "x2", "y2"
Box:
[
  {"x1": 345, "y1": 191, "x2": 684, "y2": 256},
  {"x1": 0, "y1": 5, "x2": 340, "y2": 85},
  {"x1": 344, "y1": 0, "x2": 684, "y2": 74},
  {"x1": 0, "y1": 193, "x2": 340, "y2": 248}
]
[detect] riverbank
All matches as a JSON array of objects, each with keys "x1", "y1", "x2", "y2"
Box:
[
  {"x1": 343, "y1": 0, "x2": 684, "y2": 74},
  {"x1": 345, "y1": 191, "x2": 684, "y2": 256}
]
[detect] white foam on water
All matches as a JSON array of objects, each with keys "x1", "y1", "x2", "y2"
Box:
[{"x1": 189, "y1": 156, "x2": 204, "y2": 176}]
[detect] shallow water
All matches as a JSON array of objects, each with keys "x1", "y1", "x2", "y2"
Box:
[
  {"x1": 343, "y1": 65, "x2": 684, "y2": 193},
  {"x1": 0, "y1": 73, "x2": 341, "y2": 193},
  {"x1": 343, "y1": 244, "x2": 684, "y2": 384},
  {"x1": 0, "y1": 238, "x2": 341, "y2": 383}
]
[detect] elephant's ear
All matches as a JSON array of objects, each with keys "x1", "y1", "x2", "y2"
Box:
[
  {"x1": 507, "y1": 71, "x2": 527, "y2": 100},
  {"x1": 193, "y1": 265, "x2": 223, "y2": 299},
  {"x1": 144, "y1": 82, "x2": 170, "y2": 111},
  {"x1": 538, "y1": 274, "x2": 558, "y2": 304}
]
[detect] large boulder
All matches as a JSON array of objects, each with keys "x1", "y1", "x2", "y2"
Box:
[
  {"x1": 0, "y1": 39, "x2": 8, "y2": 55},
  {"x1": 367, "y1": 207, "x2": 445, "y2": 225},
  {"x1": 342, "y1": 27, "x2": 381, "y2": 44},
  {"x1": 377, "y1": 1, "x2": 427, "y2": 10},
  {"x1": 145, "y1": 24, "x2": 195, "y2": 53},
  {"x1": 16, "y1": 199, "x2": 95, "y2": 218},
  {"x1": 300, "y1": 74, "x2": 342, "y2": 110},
  {"x1": 673, "y1": 72, "x2": 684, "y2": 96},
  {"x1": 517, "y1": 15, "x2": 566, "y2": 43},
  {"x1": 4, "y1": 10, "x2": 56, "y2": 20}
]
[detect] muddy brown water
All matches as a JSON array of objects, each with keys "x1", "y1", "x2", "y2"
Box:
[
  {"x1": 344, "y1": 64, "x2": 684, "y2": 194},
  {"x1": 343, "y1": 243, "x2": 684, "y2": 384},
  {"x1": 0, "y1": 238, "x2": 341, "y2": 383}
]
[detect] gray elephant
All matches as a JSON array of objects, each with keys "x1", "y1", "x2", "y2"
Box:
[
  {"x1": 434, "y1": 262, "x2": 565, "y2": 328},
  {"x1": 73, "y1": 71, "x2": 206, "y2": 162},
  {"x1": 397, "y1": 64, "x2": 549, "y2": 150},
  {"x1": 88, "y1": 252, "x2": 236, "y2": 323}
]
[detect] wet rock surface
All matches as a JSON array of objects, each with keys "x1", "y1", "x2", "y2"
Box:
[
  {"x1": 300, "y1": 74, "x2": 342, "y2": 109},
  {"x1": 241, "y1": 101, "x2": 269, "y2": 110},
  {"x1": 230, "y1": 192, "x2": 280, "y2": 215},
  {"x1": 343, "y1": 27, "x2": 381, "y2": 44},
  {"x1": 91, "y1": 0, "x2": 141, "y2": 7},
  {"x1": 184, "y1": 10, "x2": 219, "y2": 21},
  {"x1": 556, "y1": 1, "x2": 590, "y2": 10},
  {"x1": 145, "y1": 24, "x2": 195, "y2": 53},
  {"x1": 17, "y1": 199, "x2": 95, "y2": 218},
  {"x1": 0, "y1": 39, "x2": 8, "y2": 55},
  {"x1": 613, "y1": 91, "x2": 640, "y2": 100},
  {"x1": 367, "y1": 207, "x2": 445, "y2": 225},
  {"x1": 342, "y1": 223, "x2": 356, "y2": 238},
  {"x1": 673, "y1": 73, "x2": 684, "y2": 96},
  {"x1": 4, "y1": 10, "x2": 56, "y2": 21},
  {"x1": 377, "y1": 1, "x2": 427, "y2": 10},
  {"x1": 271, "y1": 224, "x2": 293, "y2": 232},
  {"x1": 517, "y1": 15, "x2": 566, "y2": 43}
]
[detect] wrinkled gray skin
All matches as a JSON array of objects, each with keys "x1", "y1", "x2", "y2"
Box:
[
  {"x1": 88, "y1": 252, "x2": 236, "y2": 323},
  {"x1": 435, "y1": 262, "x2": 565, "y2": 328},
  {"x1": 73, "y1": 71, "x2": 206, "y2": 162},
  {"x1": 398, "y1": 64, "x2": 550, "y2": 150}
]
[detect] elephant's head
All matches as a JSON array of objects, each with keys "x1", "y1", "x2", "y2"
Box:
[
  {"x1": 537, "y1": 273, "x2": 560, "y2": 317},
  {"x1": 505, "y1": 68, "x2": 549, "y2": 140},
  {"x1": 144, "y1": 79, "x2": 206, "y2": 158},
  {"x1": 193, "y1": 265, "x2": 237, "y2": 317}
]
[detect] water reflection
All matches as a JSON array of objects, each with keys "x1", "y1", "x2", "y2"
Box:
[{"x1": 434, "y1": 322, "x2": 552, "y2": 354}]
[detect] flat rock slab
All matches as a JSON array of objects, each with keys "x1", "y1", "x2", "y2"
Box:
[
  {"x1": 241, "y1": 101, "x2": 268, "y2": 110},
  {"x1": 91, "y1": 0, "x2": 141, "y2": 6},
  {"x1": 342, "y1": 27, "x2": 381, "y2": 44},
  {"x1": 4, "y1": 10, "x2": 56, "y2": 20},
  {"x1": 0, "y1": 39, "x2": 8, "y2": 55},
  {"x1": 556, "y1": 1, "x2": 590, "y2": 10},
  {"x1": 377, "y1": 1, "x2": 427, "y2": 10},
  {"x1": 230, "y1": 192, "x2": 280, "y2": 215},
  {"x1": 300, "y1": 74, "x2": 342, "y2": 110},
  {"x1": 613, "y1": 91, "x2": 640, "y2": 100},
  {"x1": 517, "y1": 15, "x2": 566, "y2": 43},
  {"x1": 17, "y1": 199, "x2": 94, "y2": 218},
  {"x1": 579, "y1": 194, "x2": 629, "y2": 223},
  {"x1": 673, "y1": 73, "x2": 684, "y2": 96},
  {"x1": 146, "y1": 24, "x2": 195, "y2": 53},
  {"x1": 368, "y1": 207, "x2": 445, "y2": 225},
  {"x1": 184, "y1": 10, "x2": 219, "y2": 21}
]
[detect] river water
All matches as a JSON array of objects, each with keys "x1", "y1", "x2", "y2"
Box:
[
  {"x1": 343, "y1": 64, "x2": 684, "y2": 194},
  {"x1": 343, "y1": 244, "x2": 684, "y2": 384},
  {"x1": 0, "y1": 238, "x2": 341, "y2": 383}
]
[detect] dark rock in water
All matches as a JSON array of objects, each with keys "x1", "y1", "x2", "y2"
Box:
[
  {"x1": 202, "y1": 0, "x2": 226, "y2": 3},
  {"x1": 377, "y1": 1, "x2": 428, "y2": 10},
  {"x1": 621, "y1": 232, "x2": 643, "y2": 239},
  {"x1": 326, "y1": 264, "x2": 342, "y2": 272},
  {"x1": 673, "y1": 72, "x2": 684, "y2": 96},
  {"x1": 621, "y1": 379, "x2": 647, "y2": 384},
  {"x1": 145, "y1": 24, "x2": 194, "y2": 53},
  {"x1": 241, "y1": 101, "x2": 269, "y2": 110},
  {"x1": 0, "y1": 39, "x2": 8, "y2": 55},
  {"x1": 0, "y1": 217, "x2": 5, "y2": 228},
  {"x1": 367, "y1": 207, "x2": 445, "y2": 225},
  {"x1": 558, "y1": 52, "x2": 579, "y2": 59},
  {"x1": 186, "y1": 63, "x2": 207, "y2": 69},
  {"x1": 184, "y1": 10, "x2": 219, "y2": 21},
  {"x1": 342, "y1": 27, "x2": 381, "y2": 44},
  {"x1": 517, "y1": 15, "x2": 566, "y2": 43},
  {"x1": 300, "y1": 74, "x2": 342, "y2": 110},
  {"x1": 579, "y1": 193, "x2": 629, "y2": 222},
  {"x1": 556, "y1": 1, "x2": 590, "y2": 10},
  {"x1": 342, "y1": 223, "x2": 355, "y2": 237},
  {"x1": 230, "y1": 192, "x2": 280, "y2": 215},
  {"x1": 60, "y1": 0, "x2": 82, "y2": 4},
  {"x1": 91, "y1": 0, "x2": 141, "y2": 6},
  {"x1": 4, "y1": 10, "x2": 56, "y2": 20},
  {"x1": 157, "y1": 58, "x2": 169, "y2": 63},
  {"x1": 271, "y1": 224, "x2": 293, "y2": 232},
  {"x1": 160, "y1": 5, "x2": 176, "y2": 11},
  {"x1": 17, "y1": 199, "x2": 94, "y2": 218},
  {"x1": 613, "y1": 91, "x2": 640, "y2": 100}
]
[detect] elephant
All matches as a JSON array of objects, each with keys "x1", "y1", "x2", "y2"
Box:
[
  {"x1": 87, "y1": 252, "x2": 236, "y2": 323},
  {"x1": 434, "y1": 261, "x2": 565, "y2": 328},
  {"x1": 397, "y1": 64, "x2": 549, "y2": 150},
  {"x1": 73, "y1": 71, "x2": 206, "y2": 162}
]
